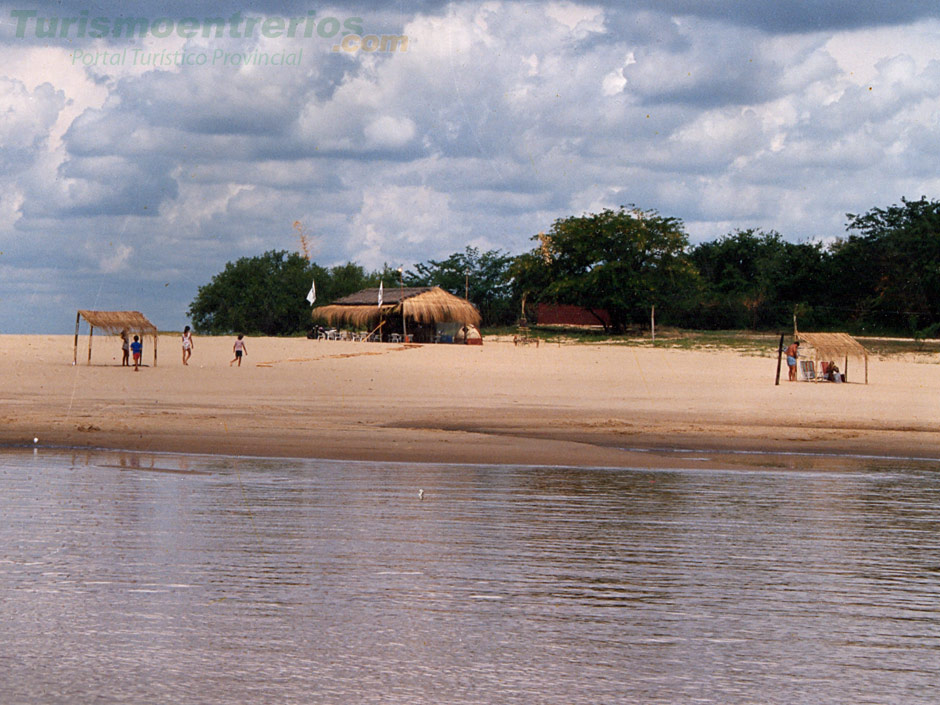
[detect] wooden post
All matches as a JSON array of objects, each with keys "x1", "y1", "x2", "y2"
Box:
[
  {"x1": 844, "y1": 355, "x2": 848, "y2": 383},
  {"x1": 864, "y1": 354, "x2": 868, "y2": 384},
  {"x1": 73, "y1": 312, "x2": 80, "y2": 365},
  {"x1": 651, "y1": 305, "x2": 655, "y2": 342},
  {"x1": 87, "y1": 325, "x2": 94, "y2": 365},
  {"x1": 775, "y1": 333, "x2": 784, "y2": 385},
  {"x1": 153, "y1": 333, "x2": 158, "y2": 367},
  {"x1": 398, "y1": 268, "x2": 407, "y2": 342}
]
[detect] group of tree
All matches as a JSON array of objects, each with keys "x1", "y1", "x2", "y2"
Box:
[
  {"x1": 513, "y1": 198, "x2": 940, "y2": 336},
  {"x1": 511, "y1": 208, "x2": 699, "y2": 333},
  {"x1": 402, "y1": 247, "x2": 516, "y2": 326},
  {"x1": 686, "y1": 198, "x2": 940, "y2": 336},
  {"x1": 188, "y1": 251, "x2": 383, "y2": 335},
  {"x1": 188, "y1": 197, "x2": 940, "y2": 338}
]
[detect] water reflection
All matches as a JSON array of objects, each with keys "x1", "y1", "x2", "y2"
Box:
[{"x1": 2, "y1": 449, "x2": 940, "y2": 704}]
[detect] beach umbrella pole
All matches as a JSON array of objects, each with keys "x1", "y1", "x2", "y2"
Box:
[{"x1": 775, "y1": 333, "x2": 784, "y2": 385}]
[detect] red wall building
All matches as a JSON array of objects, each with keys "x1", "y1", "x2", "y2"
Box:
[{"x1": 536, "y1": 303, "x2": 611, "y2": 327}]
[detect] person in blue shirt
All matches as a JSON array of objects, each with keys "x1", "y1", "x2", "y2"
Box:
[{"x1": 130, "y1": 335, "x2": 143, "y2": 372}]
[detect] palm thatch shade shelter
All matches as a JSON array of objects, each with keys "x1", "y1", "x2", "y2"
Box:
[
  {"x1": 74, "y1": 310, "x2": 158, "y2": 366},
  {"x1": 797, "y1": 332, "x2": 868, "y2": 383},
  {"x1": 312, "y1": 286, "x2": 481, "y2": 338}
]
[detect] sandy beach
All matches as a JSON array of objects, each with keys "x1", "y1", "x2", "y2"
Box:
[{"x1": 2, "y1": 333, "x2": 938, "y2": 468}]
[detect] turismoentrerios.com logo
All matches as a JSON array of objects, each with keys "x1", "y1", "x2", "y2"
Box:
[{"x1": 10, "y1": 10, "x2": 408, "y2": 54}]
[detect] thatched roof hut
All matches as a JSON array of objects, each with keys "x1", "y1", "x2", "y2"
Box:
[
  {"x1": 74, "y1": 310, "x2": 159, "y2": 366},
  {"x1": 797, "y1": 332, "x2": 868, "y2": 383},
  {"x1": 312, "y1": 286, "x2": 481, "y2": 331}
]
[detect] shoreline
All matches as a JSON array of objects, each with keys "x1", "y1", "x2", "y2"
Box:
[
  {"x1": 3, "y1": 334, "x2": 939, "y2": 471},
  {"x1": 5, "y1": 409, "x2": 940, "y2": 472},
  {"x1": 5, "y1": 427, "x2": 940, "y2": 472}
]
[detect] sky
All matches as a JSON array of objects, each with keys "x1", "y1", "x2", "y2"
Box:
[{"x1": 2, "y1": 1, "x2": 940, "y2": 333}]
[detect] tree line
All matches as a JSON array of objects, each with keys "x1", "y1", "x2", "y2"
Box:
[{"x1": 188, "y1": 197, "x2": 940, "y2": 338}]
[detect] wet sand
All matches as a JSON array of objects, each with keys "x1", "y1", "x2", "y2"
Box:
[{"x1": 2, "y1": 334, "x2": 939, "y2": 468}]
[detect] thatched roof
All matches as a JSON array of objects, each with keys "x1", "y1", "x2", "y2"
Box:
[
  {"x1": 313, "y1": 286, "x2": 481, "y2": 328},
  {"x1": 333, "y1": 286, "x2": 434, "y2": 306},
  {"x1": 78, "y1": 310, "x2": 158, "y2": 335},
  {"x1": 797, "y1": 332, "x2": 868, "y2": 361}
]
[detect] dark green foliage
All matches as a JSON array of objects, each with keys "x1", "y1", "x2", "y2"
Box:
[
  {"x1": 689, "y1": 230, "x2": 828, "y2": 329},
  {"x1": 829, "y1": 197, "x2": 940, "y2": 334},
  {"x1": 187, "y1": 250, "x2": 312, "y2": 335},
  {"x1": 188, "y1": 251, "x2": 381, "y2": 335},
  {"x1": 188, "y1": 197, "x2": 940, "y2": 338},
  {"x1": 512, "y1": 208, "x2": 700, "y2": 332},
  {"x1": 318, "y1": 261, "x2": 386, "y2": 302},
  {"x1": 404, "y1": 246, "x2": 516, "y2": 326},
  {"x1": 690, "y1": 199, "x2": 940, "y2": 334}
]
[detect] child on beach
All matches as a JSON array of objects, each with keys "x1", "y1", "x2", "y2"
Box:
[
  {"x1": 230, "y1": 334, "x2": 247, "y2": 366},
  {"x1": 120, "y1": 330, "x2": 129, "y2": 366},
  {"x1": 130, "y1": 335, "x2": 143, "y2": 372},
  {"x1": 181, "y1": 325, "x2": 194, "y2": 365}
]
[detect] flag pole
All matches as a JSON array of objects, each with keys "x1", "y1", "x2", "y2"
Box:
[
  {"x1": 398, "y1": 267, "x2": 407, "y2": 342},
  {"x1": 378, "y1": 280, "x2": 384, "y2": 342}
]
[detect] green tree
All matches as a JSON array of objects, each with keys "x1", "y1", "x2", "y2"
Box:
[
  {"x1": 189, "y1": 250, "x2": 390, "y2": 335},
  {"x1": 509, "y1": 249, "x2": 554, "y2": 323},
  {"x1": 188, "y1": 250, "x2": 314, "y2": 335},
  {"x1": 512, "y1": 207, "x2": 699, "y2": 333},
  {"x1": 404, "y1": 246, "x2": 516, "y2": 326},
  {"x1": 317, "y1": 262, "x2": 386, "y2": 303},
  {"x1": 829, "y1": 197, "x2": 940, "y2": 334},
  {"x1": 690, "y1": 229, "x2": 828, "y2": 329}
]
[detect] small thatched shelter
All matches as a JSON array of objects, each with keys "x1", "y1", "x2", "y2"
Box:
[
  {"x1": 74, "y1": 310, "x2": 158, "y2": 366},
  {"x1": 797, "y1": 332, "x2": 868, "y2": 383},
  {"x1": 312, "y1": 286, "x2": 481, "y2": 342}
]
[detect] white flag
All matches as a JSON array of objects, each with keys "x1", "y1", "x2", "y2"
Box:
[
  {"x1": 378, "y1": 281, "x2": 383, "y2": 307},
  {"x1": 306, "y1": 279, "x2": 316, "y2": 305}
]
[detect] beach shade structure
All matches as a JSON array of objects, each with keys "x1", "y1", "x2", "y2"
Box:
[
  {"x1": 74, "y1": 310, "x2": 159, "y2": 366},
  {"x1": 796, "y1": 332, "x2": 868, "y2": 383},
  {"x1": 312, "y1": 286, "x2": 481, "y2": 343}
]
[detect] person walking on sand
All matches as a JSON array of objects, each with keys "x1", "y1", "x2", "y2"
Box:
[
  {"x1": 120, "y1": 330, "x2": 130, "y2": 367},
  {"x1": 130, "y1": 335, "x2": 143, "y2": 372},
  {"x1": 181, "y1": 325, "x2": 194, "y2": 365},
  {"x1": 785, "y1": 340, "x2": 800, "y2": 381},
  {"x1": 230, "y1": 334, "x2": 247, "y2": 367}
]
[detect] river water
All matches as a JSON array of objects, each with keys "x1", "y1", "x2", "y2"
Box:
[{"x1": 2, "y1": 448, "x2": 939, "y2": 704}]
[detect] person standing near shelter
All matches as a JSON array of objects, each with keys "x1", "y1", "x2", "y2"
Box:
[
  {"x1": 120, "y1": 330, "x2": 130, "y2": 367},
  {"x1": 230, "y1": 334, "x2": 247, "y2": 367},
  {"x1": 785, "y1": 340, "x2": 800, "y2": 381},
  {"x1": 130, "y1": 335, "x2": 143, "y2": 372},
  {"x1": 181, "y1": 325, "x2": 194, "y2": 365}
]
